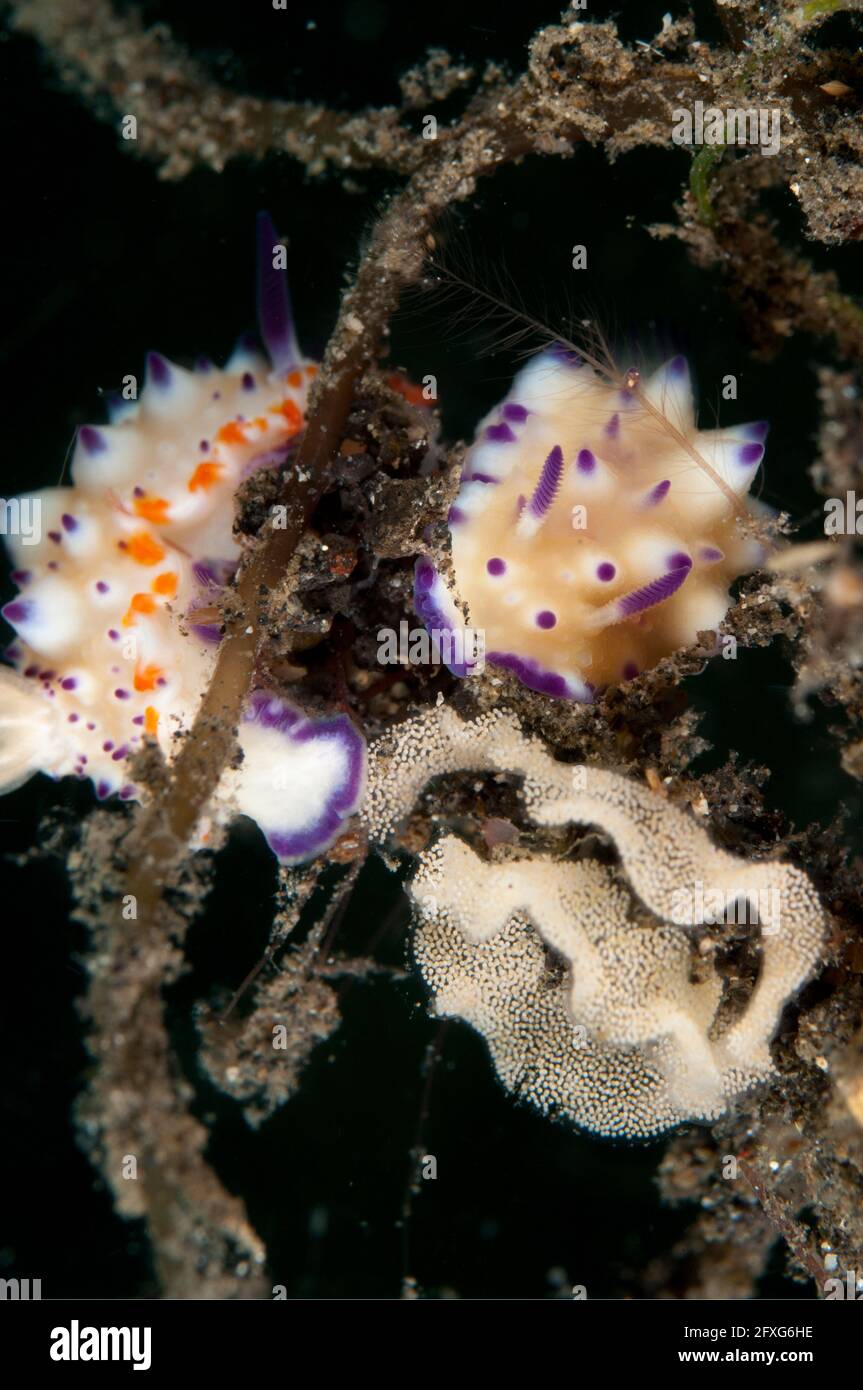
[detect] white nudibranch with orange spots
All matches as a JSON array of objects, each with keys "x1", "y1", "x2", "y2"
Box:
[
  {"x1": 0, "y1": 215, "x2": 365, "y2": 862},
  {"x1": 415, "y1": 346, "x2": 768, "y2": 699}
]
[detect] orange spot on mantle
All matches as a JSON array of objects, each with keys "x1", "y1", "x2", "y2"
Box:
[
  {"x1": 133, "y1": 495, "x2": 171, "y2": 524},
  {"x1": 122, "y1": 593, "x2": 157, "y2": 626},
  {"x1": 152, "y1": 571, "x2": 178, "y2": 597},
  {"x1": 279, "y1": 399, "x2": 303, "y2": 433},
  {"x1": 127, "y1": 530, "x2": 166, "y2": 566},
  {"x1": 216, "y1": 421, "x2": 247, "y2": 446},
  {"x1": 134, "y1": 664, "x2": 164, "y2": 692},
  {"x1": 188, "y1": 461, "x2": 224, "y2": 492}
]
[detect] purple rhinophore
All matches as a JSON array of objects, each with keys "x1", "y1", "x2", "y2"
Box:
[
  {"x1": 487, "y1": 557, "x2": 507, "y2": 576},
  {"x1": 596, "y1": 562, "x2": 616, "y2": 582},
  {"x1": 642, "y1": 479, "x2": 670, "y2": 507},
  {"x1": 485, "y1": 422, "x2": 517, "y2": 444},
  {"x1": 242, "y1": 372, "x2": 256, "y2": 391},
  {"x1": 738, "y1": 443, "x2": 764, "y2": 467},
  {"x1": 502, "y1": 403, "x2": 528, "y2": 423},
  {"x1": 536, "y1": 610, "x2": 557, "y2": 629},
  {"x1": 667, "y1": 552, "x2": 692, "y2": 571},
  {"x1": 576, "y1": 448, "x2": 596, "y2": 474},
  {"x1": 257, "y1": 211, "x2": 296, "y2": 372},
  {"x1": 146, "y1": 351, "x2": 172, "y2": 388},
  {"x1": 78, "y1": 425, "x2": 107, "y2": 454},
  {"x1": 617, "y1": 564, "x2": 691, "y2": 618},
  {"x1": 528, "y1": 445, "x2": 564, "y2": 521},
  {"x1": 2, "y1": 600, "x2": 32, "y2": 624},
  {"x1": 61, "y1": 513, "x2": 78, "y2": 532},
  {"x1": 604, "y1": 413, "x2": 620, "y2": 439}
]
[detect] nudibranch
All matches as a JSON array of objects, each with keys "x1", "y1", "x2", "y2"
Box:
[
  {"x1": 415, "y1": 348, "x2": 767, "y2": 699},
  {"x1": 0, "y1": 215, "x2": 366, "y2": 862}
]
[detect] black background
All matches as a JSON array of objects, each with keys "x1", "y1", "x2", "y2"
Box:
[{"x1": 0, "y1": 0, "x2": 861, "y2": 1299}]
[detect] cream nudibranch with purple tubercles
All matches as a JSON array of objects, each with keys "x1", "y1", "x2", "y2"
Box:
[
  {"x1": 415, "y1": 345, "x2": 767, "y2": 699},
  {"x1": 0, "y1": 215, "x2": 366, "y2": 863}
]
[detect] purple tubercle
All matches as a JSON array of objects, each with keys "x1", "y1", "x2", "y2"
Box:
[
  {"x1": 622, "y1": 661, "x2": 639, "y2": 680},
  {"x1": 114, "y1": 688, "x2": 131, "y2": 700},
  {"x1": 96, "y1": 781, "x2": 111, "y2": 800},
  {"x1": 48, "y1": 532, "x2": 61, "y2": 544},
  {"x1": 199, "y1": 439, "x2": 210, "y2": 452},
  {"x1": 485, "y1": 422, "x2": 516, "y2": 444},
  {"x1": 132, "y1": 715, "x2": 144, "y2": 726},
  {"x1": 79, "y1": 425, "x2": 107, "y2": 454},
  {"x1": 528, "y1": 445, "x2": 564, "y2": 521},
  {"x1": 642, "y1": 479, "x2": 670, "y2": 507},
  {"x1": 503, "y1": 403, "x2": 528, "y2": 423},
  {"x1": 2, "y1": 600, "x2": 31, "y2": 624},
  {"x1": 107, "y1": 629, "x2": 120, "y2": 641},
  {"x1": 743, "y1": 421, "x2": 769, "y2": 442},
  {"x1": 487, "y1": 557, "x2": 507, "y2": 576},
  {"x1": 668, "y1": 355, "x2": 688, "y2": 378},
  {"x1": 11, "y1": 570, "x2": 31, "y2": 585},
  {"x1": 257, "y1": 211, "x2": 296, "y2": 372},
  {"x1": 463, "y1": 472, "x2": 500, "y2": 486},
  {"x1": 95, "y1": 581, "x2": 109, "y2": 594},
  {"x1": 242, "y1": 372, "x2": 256, "y2": 391},
  {"x1": 447, "y1": 506, "x2": 466, "y2": 525},
  {"x1": 617, "y1": 564, "x2": 691, "y2": 619},
  {"x1": 102, "y1": 741, "x2": 114, "y2": 752},
  {"x1": 60, "y1": 677, "x2": 78, "y2": 691},
  {"x1": 146, "y1": 351, "x2": 172, "y2": 388},
  {"x1": 119, "y1": 785, "x2": 136, "y2": 800},
  {"x1": 699, "y1": 546, "x2": 724, "y2": 564},
  {"x1": 536, "y1": 609, "x2": 557, "y2": 629},
  {"x1": 604, "y1": 413, "x2": 620, "y2": 440},
  {"x1": 61, "y1": 513, "x2": 78, "y2": 532},
  {"x1": 738, "y1": 442, "x2": 764, "y2": 467},
  {"x1": 596, "y1": 562, "x2": 616, "y2": 582},
  {"x1": 576, "y1": 448, "x2": 596, "y2": 474}
]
